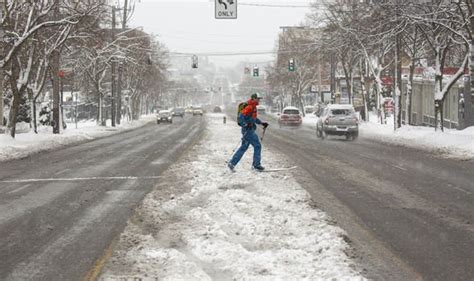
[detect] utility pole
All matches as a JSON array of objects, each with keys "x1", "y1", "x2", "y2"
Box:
[
  {"x1": 116, "y1": 0, "x2": 128, "y2": 125},
  {"x1": 123, "y1": 0, "x2": 129, "y2": 29},
  {"x1": 52, "y1": 0, "x2": 61, "y2": 134},
  {"x1": 394, "y1": 0, "x2": 402, "y2": 130},
  {"x1": 318, "y1": 52, "x2": 322, "y2": 104},
  {"x1": 470, "y1": 0, "x2": 474, "y2": 127},
  {"x1": 330, "y1": 53, "x2": 336, "y2": 104},
  {"x1": 0, "y1": 0, "x2": 4, "y2": 130},
  {"x1": 111, "y1": 6, "x2": 116, "y2": 127}
]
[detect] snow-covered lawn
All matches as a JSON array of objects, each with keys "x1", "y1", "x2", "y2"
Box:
[
  {"x1": 99, "y1": 113, "x2": 365, "y2": 280},
  {"x1": 0, "y1": 116, "x2": 156, "y2": 162}
]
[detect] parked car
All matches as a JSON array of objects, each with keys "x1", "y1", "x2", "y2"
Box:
[
  {"x1": 185, "y1": 107, "x2": 194, "y2": 114},
  {"x1": 171, "y1": 107, "x2": 185, "y2": 118},
  {"x1": 193, "y1": 107, "x2": 204, "y2": 116},
  {"x1": 156, "y1": 110, "x2": 173, "y2": 124},
  {"x1": 256, "y1": 105, "x2": 266, "y2": 114},
  {"x1": 278, "y1": 106, "x2": 302, "y2": 127},
  {"x1": 304, "y1": 105, "x2": 314, "y2": 114},
  {"x1": 316, "y1": 104, "x2": 358, "y2": 140}
]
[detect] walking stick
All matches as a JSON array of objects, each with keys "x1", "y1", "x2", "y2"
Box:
[{"x1": 261, "y1": 126, "x2": 267, "y2": 141}]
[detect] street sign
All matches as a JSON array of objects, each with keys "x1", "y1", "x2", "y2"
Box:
[{"x1": 215, "y1": 0, "x2": 237, "y2": 19}]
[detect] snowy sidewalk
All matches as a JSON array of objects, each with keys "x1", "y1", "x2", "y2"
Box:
[
  {"x1": 99, "y1": 113, "x2": 365, "y2": 280},
  {"x1": 0, "y1": 116, "x2": 155, "y2": 162}
]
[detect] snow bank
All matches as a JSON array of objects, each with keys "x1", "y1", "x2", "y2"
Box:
[
  {"x1": 360, "y1": 113, "x2": 474, "y2": 159},
  {"x1": 0, "y1": 116, "x2": 155, "y2": 162},
  {"x1": 100, "y1": 113, "x2": 365, "y2": 280}
]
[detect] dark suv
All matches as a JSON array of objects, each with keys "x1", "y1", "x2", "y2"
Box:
[{"x1": 171, "y1": 107, "x2": 185, "y2": 118}]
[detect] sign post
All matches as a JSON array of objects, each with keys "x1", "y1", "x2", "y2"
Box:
[{"x1": 215, "y1": 0, "x2": 237, "y2": 19}]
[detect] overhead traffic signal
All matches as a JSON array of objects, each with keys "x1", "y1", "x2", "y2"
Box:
[
  {"x1": 253, "y1": 66, "x2": 259, "y2": 77},
  {"x1": 288, "y1": 58, "x2": 295, "y2": 72}
]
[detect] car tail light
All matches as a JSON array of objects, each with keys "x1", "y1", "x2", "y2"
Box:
[
  {"x1": 281, "y1": 114, "x2": 289, "y2": 120},
  {"x1": 353, "y1": 116, "x2": 358, "y2": 123}
]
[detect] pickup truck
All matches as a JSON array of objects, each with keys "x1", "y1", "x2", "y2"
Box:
[{"x1": 316, "y1": 104, "x2": 359, "y2": 140}]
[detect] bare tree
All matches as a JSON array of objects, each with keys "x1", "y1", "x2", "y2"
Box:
[
  {"x1": 408, "y1": 1, "x2": 470, "y2": 131},
  {"x1": 1, "y1": 0, "x2": 103, "y2": 138}
]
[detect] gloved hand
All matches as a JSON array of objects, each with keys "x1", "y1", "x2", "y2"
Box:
[{"x1": 262, "y1": 122, "x2": 269, "y2": 129}]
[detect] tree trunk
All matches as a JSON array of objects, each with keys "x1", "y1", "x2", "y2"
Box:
[
  {"x1": 117, "y1": 64, "x2": 122, "y2": 125},
  {"x1": 52, "y1": 49, "x2": 61, "y2": 134},
  {"x1": 395, "y1": 34, "x2": 402, "y2": 129},
  {"x1": 7, "y1": 60, "x2": 21, "y2": 138},
  {"x1": 434, "y1": 70, "x2": 443, "y2": 131},
  {"x1": 471, "y1": 28, "x2": 474, "y2": 124},
  {"x1": 97, "y1": 93, "x2": 103, "y2": 125},
  {"x1": 8, "y1": 94, "x2": 20, "y2": 138},
  {"x1": 361, "y1": 80, "x2": 367, "y2": 122},
  {"x1": 434, "y1": 99, "x2": 444, "y2": 132},
  {"x1": 28, "y1": 89, "x2": 39, "y2": 134},
  {"x1": 0, "y1": 69, "x2": 3, "y2": 128},
  {"x1": 407, "y1": 61, "x2": 415, "y2": 125}
]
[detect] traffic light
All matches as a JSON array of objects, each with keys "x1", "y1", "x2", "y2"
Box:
[
  {"x1": 288, "y1": 58, "x2": 295, "y2": 72},
  {"x1": 192, "y1": 55, "x2": 198, "y2": 68},
  {"x1": 253, "y1": 66, "x2": 259, "y2": 77}
]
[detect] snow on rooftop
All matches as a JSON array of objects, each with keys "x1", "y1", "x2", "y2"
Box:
[{"x1": 99, "y1": 113, "x2": 365, "y2": 280}]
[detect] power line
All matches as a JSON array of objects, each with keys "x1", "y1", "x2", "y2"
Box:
[
  {"x1": 169, "y1": 50, "x2": 277, "y2": 57},
  {"x1": 168, "y1": 41, "x2": 326, "y2": 57},
  {"x1": 239, "y1": 3, "x2": 314, "y2": 8}
]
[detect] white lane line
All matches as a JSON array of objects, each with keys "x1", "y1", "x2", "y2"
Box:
[
  {"x1": 392, "y1": 165, "x2": 408, "y2": 171},
  {"x1": 7, "y1": 184, "x2": 33, "y2": 194},
  {"x1": 0, "y1": 176, "x2": 164, "y2": 184},
  {"x1": 450, "y1": 185, "x2": 472, "y2": 195}
]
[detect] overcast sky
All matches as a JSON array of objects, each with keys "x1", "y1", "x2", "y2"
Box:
[{"x1": 129, "y1": 0, "x2": 314, "y2": 67}]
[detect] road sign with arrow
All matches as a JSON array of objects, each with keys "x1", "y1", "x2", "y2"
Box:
[{"x1": 215, "y1": 0, "x2": 237, "y2": 19}]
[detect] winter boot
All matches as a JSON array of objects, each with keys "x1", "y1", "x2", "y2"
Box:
[{"x1": 253, "y1": 165, "x2": 265, "y2": 171}]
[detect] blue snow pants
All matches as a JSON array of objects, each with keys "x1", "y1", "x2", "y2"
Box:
[{"x1": 229, "y1": 128, "x2": 261, "y2": 168}]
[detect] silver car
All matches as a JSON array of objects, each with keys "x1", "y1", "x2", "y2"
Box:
[
  {"x1": 156, "y1": 110, "x2": 173, "y2": 124},
  {"x1": 316, "y1": 104, "x2": 359, "y2": 140}
]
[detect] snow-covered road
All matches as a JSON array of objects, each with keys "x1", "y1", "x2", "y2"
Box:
[{"x1": 99, "y1": 113, "x2": 365, "y2": 280}]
